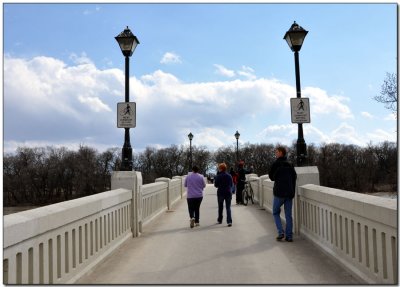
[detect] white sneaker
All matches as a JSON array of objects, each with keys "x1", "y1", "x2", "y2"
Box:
[
  {"x1": 190, "y1": 218, "x2": 195, "y2": 228},
  {"x1": 195, "y1": 223, "x2": 200, "y2": 227}
]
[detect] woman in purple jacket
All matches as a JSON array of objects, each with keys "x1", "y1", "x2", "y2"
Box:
[
  {"x1": 214, "y1": 163, "x2": 233, "y2": 227},
  {"x1": 184, "y1": 166, "x2": 206, "y2": 228}
]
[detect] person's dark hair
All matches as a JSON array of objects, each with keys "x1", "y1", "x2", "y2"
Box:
[
  {"x1": 192, "y1": 166, "x2": 199, "y2": 173},
  {"x1": 276, "y1": 146, "x2": 287, "y2": 157}
]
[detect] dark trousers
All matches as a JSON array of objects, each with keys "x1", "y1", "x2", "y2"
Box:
[
  {"x1": 236, "y1": 185, "x2": 244, "y2": 204},
  {"x1": 217, "y1": 194, "x2": 232, "y2": 224},
  {"x1": 187, "y1": 197, "x2": 203, "y2": 223}
]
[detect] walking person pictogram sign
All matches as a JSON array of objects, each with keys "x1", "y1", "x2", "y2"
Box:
[
  {"x1": 117, "y1": 102, "x2": 136, "y2": 128},
  {"x1": 290, "y1": 98, "x2": 310, "y2": 123}
]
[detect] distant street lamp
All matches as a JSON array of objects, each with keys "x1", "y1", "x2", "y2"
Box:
[
  {"x1": 115, "y1": 26, "x2": 140, "y2": 171},
  {"x1": 284, "y1": 21, "x2": 308, "y2": 166},
  {"x1": 235, "y1": 131, "x2": 240, "y2": 162},
  {"x1": 188, "y1": 132, "x2": 194, "y2": 170}
]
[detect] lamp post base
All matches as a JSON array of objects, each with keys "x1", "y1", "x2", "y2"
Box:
[
  {"x1": 121, "y1": 146, "x2": 133, "y2": 171},
  {"x1": 296, "y1": 139, "x2": 307, "y2": 167}
]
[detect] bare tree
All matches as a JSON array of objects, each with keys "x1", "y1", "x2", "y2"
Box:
[
  {"x1": 214, "y1": 146, "x2": 235, "y2": 171},
  {"x1": 191, "y1": 145, "x2": 213, "y2": 175},
  {"x1": 4, "y1": 140, "x2": 397, "y2": 208},
  {"x1": 374, "y1": 72, "x2": 397, "y2": 113}
]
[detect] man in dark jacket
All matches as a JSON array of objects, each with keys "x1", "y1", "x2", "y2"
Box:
[
  {"x1": 268, "y1": 147, "x2": 297, "y2": 242},
  {"x1": 214, "y1": 163, "x2": 233, "y2": 226}
]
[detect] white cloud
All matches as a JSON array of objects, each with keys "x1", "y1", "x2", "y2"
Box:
[
  {"x1": 78, "y1": 96, "x2": 112, "y2": 112},
  {"x1": 237, "y1": 65, "x2": 256, "y2": 80},
  {"x1": 257, "y1": 122, "x2": 385, "y2": 147},
  {"x1": 361, "y1": 111, "x2": 374, "y2": 119},
  {"x1": 303, "y1": 87, "x2": 353, "y2": 119},
  {"x1": 4, "y1": 54, "x2": 395, "y2": 154},
  {"x1": 214, "y1": 64, "x2": 257, "y2": 80},
  {"x1": 83, "y1": 5, "x2": 101, "y2": 15},
  {"x1": 330, "y1": 123, "x2": 364, "y2": 146},
  {"x1": 4, "y1": 55, "x2": 118, "y2": 149},
  {"x1": 303, "y1": 125, "x2": 333, "y2": 144},
  {"x1": 186, "y1": 128, "x2": 231, "y2": 150},
  {"x1": 214, "y1": 64, "x2": 236, "y2": 78},
  {"x1": 366, "y1": 129, "x2": 397, "y2": 143},
  {"x1": 160, "y1": 52, "x2": 182, "y2": 64},
  {"x1": 257, "y1": 124, "x2": 297, "y2": 146},
  {"x1": 384, "y1": 113, "x2": 397, "y2": 121},
  {"x1": 134, "y1": 71, "x2": 294, "y2": 123},
  {"x1": 69, "y1": 52, "x2": 93, "y2": 65}
]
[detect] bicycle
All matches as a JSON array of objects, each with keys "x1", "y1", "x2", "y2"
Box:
[{"x1": 242, "y1": 180, "x2": 255, "y2": 205}]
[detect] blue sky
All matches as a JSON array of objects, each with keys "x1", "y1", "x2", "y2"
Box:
[{"x1": 3, "y1": 2, "x2": 398, "y2": 154}]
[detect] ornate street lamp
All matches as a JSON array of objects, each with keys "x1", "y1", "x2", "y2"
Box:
[
  {"x1": 284, "y1": 21, "x2": 308, "y2": 166},
  {"x1": 235, "y1": 130, "x2": 240, "y2": 162},
  {"x1": 115, "y1": 26, "x2": 140, "y2": 171},
  {"x1": 188, "y1": 132, "x2": 194, "y2": 170}
]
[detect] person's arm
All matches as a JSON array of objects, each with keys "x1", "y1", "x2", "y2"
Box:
[
  {"x1": 214, "y1": 175, "x2": 219, "y2": 188},
  {"x1": 184, "y1": 176, "x2": 188, "y2": 188},
  {"x1": 268, "y1": 162, "x2": 277, "y2": 181},
  {"x1": 291, "y1": 166, "x2": 297, "y2": 187}
]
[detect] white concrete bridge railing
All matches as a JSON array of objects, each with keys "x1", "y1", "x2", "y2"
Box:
[
  {"x1": 248, "y1": 167, "x2": 397, "y2": 284},
  {"x1": 3, "y1": 188, "x2": 133, "y2": 284},
  {"x1": 3, "y1": 172, "x2": 186, "y2": 284},
  {"x1": 297, "y1": 184, "x2": 397, "y2": 284},
  {"x1": 3, "y1": 168, "x2": 397, "y2": 284}
]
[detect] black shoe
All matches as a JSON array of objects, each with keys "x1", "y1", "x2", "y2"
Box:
[
  {"x1": 285, "y1": 237, "x2": 293, "y2": 242},
  {"x1": 227, "y1": 223, "x2": 232, "y2": 227},
  {"x1": 217, "y1": 220, "x2": 222, "y2": 224},
  {"x1": 276, "y1": 234, "x2": 284, "y2": 241}
]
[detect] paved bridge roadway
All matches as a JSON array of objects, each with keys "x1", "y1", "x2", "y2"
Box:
[{"x1": 77, "y1": 184, "x2": 361, "y2": 284}]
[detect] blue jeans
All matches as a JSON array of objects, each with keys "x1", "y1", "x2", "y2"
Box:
[
  {"x1": 272, "y1": 196, "x2": 293, "y2": 239},
  {"x1": 217, "y1": 194, "x2": 232, "y2": 224}
]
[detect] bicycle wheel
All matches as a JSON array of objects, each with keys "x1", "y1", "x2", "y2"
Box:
[
  {"x1": 249, "y1": 186, "x2": 254, "y2": 204},
  {"x1": 243, "y1": 187, "x2": 248, "y2": 205}
]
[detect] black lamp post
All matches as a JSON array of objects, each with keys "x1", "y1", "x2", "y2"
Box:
[
  {"x1": 284, "y1": 21, "x2": 308, "y2": 166},
  {"x1": 115, "y1": 26, "x2": 140, "y2": 171},
  {"x1": 188, "y1": 132, "x2": 194, "y2": 170},
  {"x1": 235, "y1": 131, "x2": 240, "y2": 162}
]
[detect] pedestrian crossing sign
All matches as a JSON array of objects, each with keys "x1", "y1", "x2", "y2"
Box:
[
  {"x1": 117, "y1": 102, "x2": 136, "y2": 128},
  {"x1": 290, "y1": 98, "x2": 310, "y2": 123}
]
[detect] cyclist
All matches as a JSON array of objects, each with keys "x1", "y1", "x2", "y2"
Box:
[{"x1": 236, "y1": 161, "x2": 250, "y2": 205}]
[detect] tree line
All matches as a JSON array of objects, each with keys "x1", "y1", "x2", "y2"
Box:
[{"x1": 3, "y1": 141, "x2": 397, "y2": 206}]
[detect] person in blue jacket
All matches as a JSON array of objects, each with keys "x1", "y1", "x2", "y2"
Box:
[
  {"x1": 214, "y1": 163, "x2": 233, "y2": 227},
  {"x1": 268, "y1": 146, "x2": 297, "y2": 242}
]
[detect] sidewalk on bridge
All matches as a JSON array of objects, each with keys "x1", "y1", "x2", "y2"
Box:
[{"x1": 77, "y1": 184, "x2": 361, "y2": 284}]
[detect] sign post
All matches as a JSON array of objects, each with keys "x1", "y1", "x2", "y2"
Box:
[
  {"x1": 290, "y1": 98, "x2": 310, "y2": 124},
  {"x1": 117, "y1": 102, "x2": 136, "y2": 128}
]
